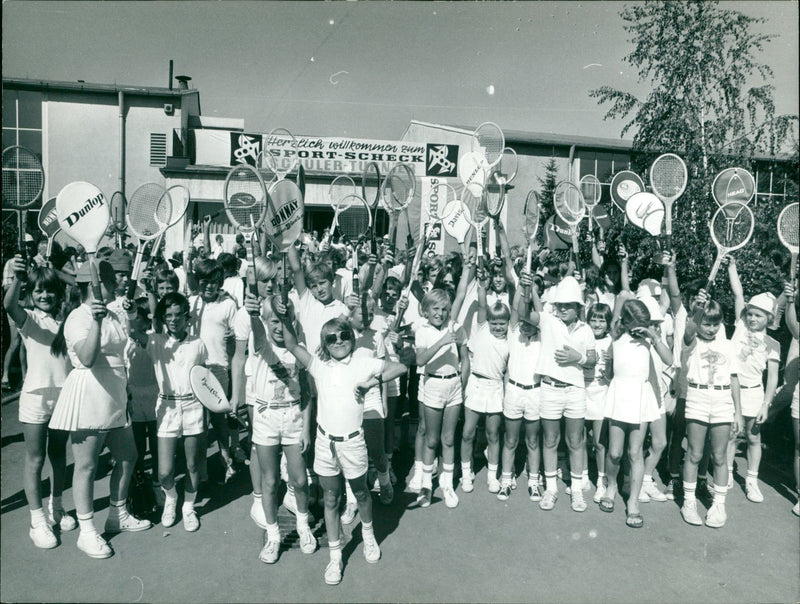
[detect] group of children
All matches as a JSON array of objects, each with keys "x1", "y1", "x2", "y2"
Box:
[{"x1": 4, "y1": 218, "x2": 799, "y2": 585}]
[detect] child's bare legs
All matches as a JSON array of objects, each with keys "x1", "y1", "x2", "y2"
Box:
[
  {"x1": 320, "y1": 474, "x2": 343, "y2": 564},
  {"x1": 502, "y1": 417, "x2": 522, "y2": 483},
  {"x1": 208, "y1": 411, "x2": 233, "y2": 469},
  {"x1": 348, "y1": 474, "x2": 373, "y2": 524},
  {"x1": 644, "y1": 414, "x2": 666, "y2": 480},
  {"x1": 421, "y1": 405, "x2": 443, "y2": 495},
  {"x1": 46, "y1": 428, "x2": 70, "y2": 501},
  {"x1": 70, "y1": 431, "x2": 106, "y2": 533},
  {"x1": 105, "y1": 427, "x2": 137, "y2": 504},
  {"x1": 408, "y1": 401, "x2": 427, "y2": 489},
  {"x1": 626, "y1": 422, "x2": 647, "y2": 516},
  {"x1": 541, "y1": 419, "x2": 561, "y2": 492},
  {"x1": 385, "y1": 395, "x2": 398, "y2": 459},
  {"x1": 132, "y1": 421, "x2": 158, "y2": 475},
  {"x1": 364, "y1": 418, "x2": 388, "y2": 474},
  {"x1": 524, "y1": 419, "x2": 541, "y2": 482},
  {"x1": 794, "y1": 417, "x2": 799, "y2": 499},
  {"x1": 22, "y1": 423, "x2": 50, "y2": 513},
  {"x1": 738, "y1": 417, "x2": 761, "y2": 491},
  {"x1": 683, "y1": 420, "x2": 708, "y2": 484},
  {"x1": 460, "y1": 408, "x2": 480, "y2": 474},
  {"x1": 708, "y1": 423, "x2": 731, "y2": 493},
  {"x1": 604, "y1": 421, "x2": 626, "y2": 502},
  {"x1": 485, "y1": 413, "x2": 502, "y2": 466},
  {"x1": 564, "y1": 417, "x2": 585, "y2": 491},
  {"x1": 439, "y1": 405, "x2": 460, "y2": 493},
  {"x1": 183, "y1": 435, "x2": 201, "y2": 495},
  {"x1": 256, "y1": 445, "x2": 281, "y2": 524},
  {"x1": 248, "y1": 408, "x2": 262, "y2": 495},
  {"x1": 592, "y1": 419, "x2": 606, "y2": 482}
]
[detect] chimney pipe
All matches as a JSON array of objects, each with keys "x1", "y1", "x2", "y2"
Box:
[
  {"x1": 175, "y1": 75, "x2": 191, "y2": 91},
  {"x1": 169, "y1": 60, "x2": 173, "y2": 90}
]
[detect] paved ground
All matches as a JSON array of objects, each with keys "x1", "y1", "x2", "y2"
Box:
[{"x1": 1, "y1": 391, "x2": 798, "y2": 603}]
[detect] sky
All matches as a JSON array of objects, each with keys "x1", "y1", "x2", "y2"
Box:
[{"x1": 3, "y1": 1, "x2": 798, "y2": 143}]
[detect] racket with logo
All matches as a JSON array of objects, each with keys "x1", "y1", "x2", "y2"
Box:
[
  {"x1": 189, "y1": 365, "x2": 232, "y2": 413},
  {"x1": 145, "y1": 184, "x2": 190, "y2": 273},
  {"x1": 705, "y1": 201, "x2": 754, "y2": 291},
  {"x1": 37, "y1": 197, "x2": 60, "y2": 260},
  {"x1": 471, "y1": 122, "x2": 504, "y2": 169},
  {"x1": 650, "y1": 153, "x2": 687, "y2": 258},
  {"x1": 609, "y1": 170, "x2": 645, "y2": 215},
  {"x1": 262, "y1": 127, "x2": 299, "y2": 184},
  {"x1": 2, "y1": 146, "x2": 45, "y2": 268},
  {"x1": 336, "y1": 192, "x2": 372, "y2": 297},
  {"x1": 626, "y1": 192, "x2": 665, "y2": 237},
  {"x1": 777, "y1": 202, "x2": 799, "y2": 282},
  {"x1": 523, "y1": 190, "x2": 541, "y2": 275},
  {"x1": 711, "y1": 167, "x2": 755, "y2": 207},
  {"x1": 56, "y1": 182, "x2": 111, "y2": 302},
  {"x1": 110, "y1": 191, "x2": 127, "y2": 248},
  {"x1": 486, "y1": 147, "x2": 517, "y2": 259},
  {"x1": 461, "y1": 184, "x2": 490, "y2": 272},
  {"x1": 224, "y1": 164, "x2": 268, "y2": 296},
  {"x1": 126, "y1": 183, "x2": 173, "y2": 300},
  {"x1": 553, "y1": 180, "x2": 586, "y2": 267},
  {"x1": 265, "y1": 177, "x2": 304, "y2": 304},
  {"x1": 579, "y1": 174, "x2": 602, "y2": 242},
  {"x1": 324, "y1": 175, "x2": 357, "y2": 247},
  {"x1": 381, "y1": 162, "x2": 416, "y2": 253}
]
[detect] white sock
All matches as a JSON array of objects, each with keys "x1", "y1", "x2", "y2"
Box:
[
  {"x1": 30, "y1": 508, "x2": 47, "y2": 527},
  {"x1": 329, "y1": 539, "x2": 342, "y2": 562},
  {"x1": 266, "y1": 522, "x2": 280, "y2": 543},
  {"x1": 713, "y1": 485, "x2": 727, "y2": 505},
  {"x1": 362, "y1": 520, "x2": 375, "y2": 541},
  {"x1": 163, "y1": 485, "x2": 178, "y2": 502},
  {"x1": 683, "y1": 481, "x2": 697, "y2": 502},
  {"x1": 183, "y1": 489, "x2": 197, "y2": 513},
  {"x1": 77, "y1": 512, "x2": 96, "y2": 534},
  {"x1": 545, "y1": 472, "x2": 557, "y2": 493},
  {"x1": 487, "y1": 463, "x2": 498, "y2": 478},
  {"x1": 296, "y1": 511, "x2": 310, "y2": 531},
  {"x1": 109, "y1": 499, "x2": 129, "y2": 520},
  {"x1": 746, "y1": 470, "x2": 758, "y2": 480},
  {"x1": 461, "y1": 462, "x2": 472, "y2": 477},
  {"x1": 422, "y1": 464, "x2": 433, "y2": 489},
  {"x1": 414, "y1": 460, "x2": 423, "y2": 475},
  {"x1": 253, "y1": 492, "x2": 262, "y2": 504}
]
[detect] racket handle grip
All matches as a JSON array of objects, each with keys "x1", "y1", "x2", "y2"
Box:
[
  {"x1": 126, "y1": 279, "x2": 138, "y2": 301},
  {"x1": 525, "y1": 244, "x2": 533, "y2": 275},
  {"x1": 790, "y1": 254, "x2": 798, "y2": 285},
  {"x1": 90, "y1": 261, "x2": 104, "y2": 304},
  {"x1": 706, "y1": 255, "x2": 723, "y2": 293}
]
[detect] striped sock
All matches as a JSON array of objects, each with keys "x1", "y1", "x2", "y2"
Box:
[
  {"x1": 713, "y1": 485, "x2": 727, "y2": 505},
  {"x1": 422, "y1": 464, "x2": 433, "y2": 489},
  {"x1": 77, "y1": 512, "x2": 96, "y2": 534},
  {"x1": 545, "y1": 472, "x2": 557, "y2": 493}
]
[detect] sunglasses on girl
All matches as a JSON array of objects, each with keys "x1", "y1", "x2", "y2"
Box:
[{"x1": 323, "y1": 330, "x2": 352, "y2": 345}]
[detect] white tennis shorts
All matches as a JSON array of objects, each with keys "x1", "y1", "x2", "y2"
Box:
[
  {"x1": 252, "y1": 401, "x2": 304, "y2": 447},
  {"x1": 18, "y1": 388, "x2": 60, "y2": 424},
  {"x1": 503, "y1": 382, "x2": 540, "y2": 421},
  {"x1": 156, "y1": 397, "x2": 205, "y2": 438},
  {"x1": 685, "y1": 386, "x2": 733, "y2": 425},
  {"x1": 421, "y1": 375, "x2": 462, "y2": 410},
  {"x1": 539, "y1": 382, "x2": 586, "y2": 420},
  {"x1": 465, "y1": 376, "x2": 504, "y2": 414},
  {"x1": 314, "y1": 429, "x2": 368, "y2": 480},
  {"x1": 739, "y1": 384, "x2": 764, "y2": 418}
]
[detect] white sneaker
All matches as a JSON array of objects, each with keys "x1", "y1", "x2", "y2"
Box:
[
  {"x1": 639, "y1": 480, "x2": 668, "y2": 503},
  {"x1": 511, "y1": 474, "x2": 518, "y2": 490},
  {"x1": 680, "y1": 499, "x2": 703, "y2": 526},
  {"x1": 250, "y1": 500, "x2": 267, "y2": 529},
  {"x1": 487, "y1": 475, "x2": 501, "y2": 494},
  {"x1": 461, "y1": 471, "x2": 475, "y2": 493},
  {"x1": 363, "y1": 537, "x2": 381, "y2": 563},
  {"x1": 162, "y1": 497, "x2": 177, "y2": 528},
  {"x1": 497, "y1": 483, "x2": 512, "y2": 501},
  {"x1": 47, "y1": 506, "x2": 77, "y2": 532},
  {"x1": 183, "y1": 509, "x2": 200, "y2": 532},
  {"x1": 792, "y1": 501, "x2": 799, "y2": 517},
  {"x1": 570, "y1": 488, "x2": 587, "y2": 512},
  {"x1": 745, "y1": 479, "x2": 764, "y2": 503},
  {"x1": 105, "y1": 512, "x2": 152, "y2": 533},
  {"x1": 528, "y1": 482, "x2": 542, "y2": 502},
  {"x1": 705, "y1": 502, "x2": 727, "y2": 528},
  {"x1": 593, "y1": 481, "x2": 607, "y2": 504},
  {"x1": 259, "y1": 537, "x2": 280, "y2": 564},
  {"x1": 298, "y1": 526, "x2": 317, "y2": 554},
  {"x1": 283, "y1": 490, "x2": 298, "y2": 515},
  {"x1": 582, "y1": 476, "x2": 593, "y2": 491},
  {"x1": 29, "y1": 522, "x2": 57, "y2": 549},
  {"x1": 324, "y1": 558, "x2": 344, "y2": 585},
  {"x1": 77, "y1": 531, "x2": 112, "y2": 559},
  {"x1": 442, "y1": 485, "x2": 459, "y2": 508},
  {"x1": 340, "y1": 502, "x2": 358, "y2": 525},
  {"x1": 406, "y1": 468, "x2": 422, "y2": 493},
  {"x1": 539, "y1": 489, "x2": 558, "y2": 511}
]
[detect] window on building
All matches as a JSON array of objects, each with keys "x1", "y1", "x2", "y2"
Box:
[
  {"x1": 150, "y1": 132, "x2": 167, "y2": 166},
  {"x1": 2, "y1": 89, "x2": 43, "y2": 155}
]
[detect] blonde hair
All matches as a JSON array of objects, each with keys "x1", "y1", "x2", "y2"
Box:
[
  {"x1": 487, "y1": 301, "x2": 510, "y2": 321},
  {"x1": 420, "y1": 288, "x2": 452, "y2": 316},
  {"x1": 253, "y1": 256, "x2": 279, "y2": 282}
]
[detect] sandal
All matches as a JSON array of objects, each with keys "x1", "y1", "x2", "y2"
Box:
[
  {"x1": 599, "y1": 498, "x2": 615, "y2": 513},
  {"x1": 626, "y1": 512, "x2": 644, "y2": 528}
]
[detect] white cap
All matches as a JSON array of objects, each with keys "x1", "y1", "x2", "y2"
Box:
[
  {"x1": 636, "y1": 278, "x2": 661, "y2": 299},
  {"x1": 640, "y1": 296, "x2": 664, "y2": 322},
  {"x1": 552, "y1": 276, "x2": 584, "y2": 305},
  {"x1": 747, "y1": 292, "x2": 776, "y2": 316},
  {"x1": 24, "y1": 233, "x2": 35, "y2": 243}
]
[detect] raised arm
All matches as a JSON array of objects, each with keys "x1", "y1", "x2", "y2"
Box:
[
  {"x1": 476, "y1": 268, "x2": 488, "y2": 325},
  {"x1": 619, "y1": 243, "x2": 631, "y2": 293},
  {"x1": 727, "y1": 257, "x2": 745, "y2": 318},
  {"x1": 3, "y1": 256, "x2": 29, "y2": 328},
  {"x1": 664, "y1": 251, "x2": 683, "y2": 316},
  {"x1": 287, "y1": 244, "x2": 307, "y2": 297},
  {"x1": 450, "y1": 243, "x2": 474, "y2": 319}
]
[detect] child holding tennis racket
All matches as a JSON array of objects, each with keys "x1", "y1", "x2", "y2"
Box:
[
  {"x1": 461, "y1": 267, "x2": 510, "y2": 496},
  {"x1": 275, "y1": 306, "x2": 409, "y2": 585},
  {"x1": 680, "y1": 290, "x2": 742, "y2": 528},
  {"x1": 599, "y1": 298, "x2": 673, "y2": 528},
  {"x1": 584, "y1": 302, "x2": 612, "y2": 504},
  {"x1": 498, "y1": 271, "x2": 542, "y2": 502},
  {"x1": 3, "y1": 257, "x2": 75, "y2": 549},
  {"x1": 727, "y1": 259, "x2": 780, "y2": 502},
  {"x1": 241, "y1": 293, "x2": 316, "y2": 564}
]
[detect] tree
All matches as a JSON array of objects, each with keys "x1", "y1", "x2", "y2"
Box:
[{"x1": 589, "y1": 1, "x2": 798, "y2": 320}]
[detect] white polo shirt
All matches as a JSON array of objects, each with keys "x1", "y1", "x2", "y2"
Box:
[
  {"x1": 535, "y1": 312, "x2": 594, "y2": 387},
  {"x1": 147, "y1": 333, "x2": 207, "y2": 397},
  {"x1": 468, "y1": 323, "x2": 509, "y2": 380},
  {"x1": 189, "y1": 294, "x2": 237, "y2": 368},
  {"x1": 731, "y1": 320, "x2": 780, "y2": 387},
  {"x1": 294, "y1": 289, "x2": 348, "y2": 355},
  {"x1": 415, "y1": 320, "x2": 465, "y2": 376},
  {"x1": 507, "y1": 324, "x2": 540, "y2": 385}
]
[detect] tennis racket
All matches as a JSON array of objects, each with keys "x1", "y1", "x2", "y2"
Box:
[
  {"x1": 609, "y1": 170, "x2": 645, "y2": 215},
  {"x1": 705, "y1": 201, "x2": 754, "y2": 291},
  {"x1": 711, "y1": 167, "x2": 756, "y2": 207},
  {"x1": 265, "y1": 177, "x2": 304, "y2": 304},
  {"x1": 324, "y1": 175, "x2": 357, "y2": 247},
  {"x1": 523, "y1": 190, "x2": 541, "y2": 275},
  {"x1": 224, "y1": 164, "x2": 268, "y2": 297},
  {"x1": 579, "y1": 175, "x2": 602, "y2": 242},
  {"x1": 486, "y1": 147, "x2": 517, "y2": 259},
  {"x1": 650, "y1": 153, "x2": 687, "y2": 261},
  {"x1": 362, "y1": 161, "x2": 382, "y2": 291},
  {"x1": 262, "y1": 127, "x2": 299, "y2": 183},
  {"x1": 553, "y1": 180, "x2": 586, "y2": 267},
  {"x1": 37, "y1": 197, "x2": 60, "y2": 260},
  {"x1": 777, "y1": 202, "x2": 799, "y2": 282},
  {"x1": 336, "y1": 192, "x2": 372, "y2": 297},
  {"x1": 381, "y1": 162, "x2": 416, "y2": 253},
  {"x1": 2, "y1": 146, "x2": 45, "y2": 270},
  {"x1": 461, "y1": 183, "x2": 490, "y2": 272},
  {"x1": 56, "y1": 181, "x2": 111, "y2": 302},
  {"x1": 145, "y1": 184, "x2": 190, "y2": 273},
  {"x1": 110, "y1": 191, "x2": 127, "y2": 249},
  {"x1": 471, "y1": 122, "x2": 504, "y2": 169},
  {"x1": 126, "y1": 183, "x2": 173, "y2": 300}
]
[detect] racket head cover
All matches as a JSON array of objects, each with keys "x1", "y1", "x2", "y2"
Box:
[
  {"x1": 579, "y1": 175, "x2": 602, "y2": 208},
  {"x1": 711, "y1": 167, "x2": 756, "y2": 206},
  {"x1": 523, "y1": 190, "x2": 540, "y2": 242},
  {"x1": 2, "y1": 145, "x2": 44, "y2": 209},
  {"x1": 709, "y1": 202, "x2": 754, "y2": 252},
  {"x1": 460, "y1": 184, "x2": 489, "y2": 227},
  {"x1": 426, "y1": 182, "x2": 458, "y2": 223},
  {"x1": 166, "y1": 185, "x2": 191, "y2": 226},
  {"x1": 553, "y1": 181, "x2": 586, "y2": 226},
  {"x1": 56, "y1": 181, "x2": 110, "y2": 253},
  {"x1": 336, "y1": 193, "x2": 371, "y2": 244},
  {"x1": 265, "y1": 178, "x2": 304, "y2": 252},
  {"x1": 471, "y1": 122, "x2": 504, "y2": 168},
  {"x1": 610, "y1": 170, "x2": 645, "y2": 212},
  {"x1": 649, "y1": 153, "x2": 687, "y2": 204},
  {"x1": 264, "y1": 127, "x2": 299, "y2": 179},
  {"x1": 189, "y1": 365, "x2": 232, "y2": 413},
  {"x1": 381, "y1": 162, "x2": 416, "y2": 211},
  {"x1": 224, "y1": 164, "x2": 267, "y2": 234},
  {"x1": 777, "y1": 202, "x2": 799, "y2": 253},
  {"x1": 38, "y1": 197, "x2": 60, "y2": 239},
  {"x1": 362, "y1": 161, "x2": 382, "y2": 210}
]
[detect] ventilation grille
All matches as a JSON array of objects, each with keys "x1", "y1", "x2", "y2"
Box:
[{"x1": 149, "y1": 132, "x2": 167, "y2": 166}]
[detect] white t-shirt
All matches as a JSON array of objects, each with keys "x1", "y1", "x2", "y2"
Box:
[
  {"x1": 353, "y1": 327, "x2": 387, "y2": 411},
  {"x1": 147, "y1": 333, "x2": 207, "y2": 397},
  {"x1": 585, "y1": 334, "x2": 612, "y2": 384},
  {"x1": 673, "y1": 305, "x2": 727, "y2": 396},
  {"x1": 222, "y1": 276, "x2": 244, "y2": 308},
  {"x1": 535, "y1": 312, "x2": 594, "y2": 387},
  {"x1": 507, "y1": 324, "x2": 540, "y2": 385},
  {"x1": 294, "y1": 289, "x2": 348, "y2": 355},
  {"x1": 730, "y1": 320, "x2": 780, "y2": 387},
  {"x1": 334, "y1": 268, "x2": 353, "y2": 303},
  {"x1": 64, "y1": 303, "x2": 127, "y2": 370},
  {"x1": 14, "y1": 309, "x2": 72, "y2": 392},
  {"x1": 468, "y1": 322, "x2": 509, "y2": 380},
  {"x1": 308, "y1": 354, "x2": 383, "y2": 435},
  {"x1": 188, "y1": 294, "x2": 237, "y2": 368},
  {"x1": 683, "y1": 335, "x2": 735, "y2": 387},
  {"x1": 250, "y1": 341, "x2": 302, "y2": 406},
  {"x1": 415, "y1": 320, "x2": 465, "y2": 376}
]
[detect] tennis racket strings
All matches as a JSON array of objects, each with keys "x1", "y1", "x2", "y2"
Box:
[
  {"x1": 2, "y1": 146, "x2": 44, "y2": 207},
  {"x1": 650, "y1": 154, "x2": 687, "y2": 201},
  {"x1": 128, "y1": 184, "x2": 171, "y2": 238},
  {"x1": 778, "y1": 203, "x2": 799, "y2": 249},
  {"x1": 554, "y1": 182, "x2": 586, "y2": 225},
  {"x1": 226, "y1": 166, "x2": 266, "y2": 232}
]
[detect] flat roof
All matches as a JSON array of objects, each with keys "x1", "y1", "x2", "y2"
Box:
[{"x1": 3, "y1": 76, "x2": 191, "y2": 98}]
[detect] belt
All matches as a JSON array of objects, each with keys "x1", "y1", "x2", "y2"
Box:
[
  {"x1": 159, "y1": 394, "x2": 194, "y2": 401},
  {"x1": 688, "y1": 382, "x2": 731, "y2": 391},
  {"x1": 739, "y1": 383, "x2": 762, "y2": 389},
  {"x1": 318, "y1": 426, "x2": 362, "y2": 442},
  {"x1": 471, "y1": 372, "x2": 495, "y2": 380},
  {"x1": 255, "y1": 398, "x2": 300, "y2": 409},
  {"x1": 508, "y1": 379, "x2": 536, "y2": 390},
  {"x1": 426, "y1": 372, "x2": 458, "y2": 380},
  {"x1": 542, "y1": 376, "x2": 572, "y2": 388}
]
